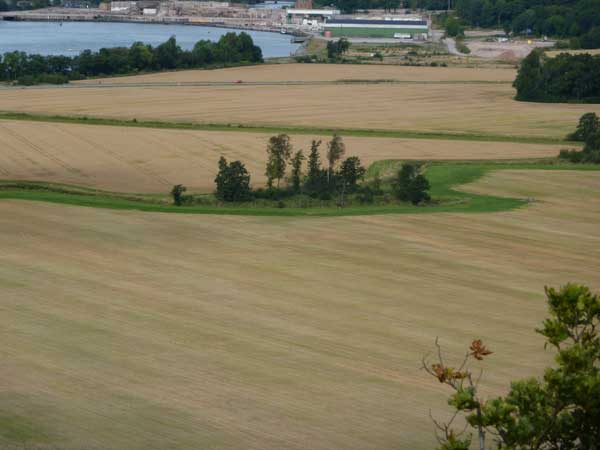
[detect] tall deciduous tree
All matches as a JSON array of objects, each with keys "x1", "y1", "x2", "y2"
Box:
[
  {"x1": 569, "y1": 112, "x2": 600, "y2": 141},
  {"x1": 265, "y1": 134, "x2": 293, "y2": 189},
  {"x1": 290, "y1": 149, "x2": 305, "y2": 193},
  {"x1": 305, "y1": 140, "x2": 325, "y2": 195},
  {"x1": 214, "y1": 156, "x2": 252, "y2": 202},
  {"x1": 326, "y1": 135, "x2": 345, "y2": 185},
  {"x1": 424, "y1": 283, "x2": 600, "y2": 450},
  {"x1": 338, "y1": 156, "x2": 366, "y2": 192}
]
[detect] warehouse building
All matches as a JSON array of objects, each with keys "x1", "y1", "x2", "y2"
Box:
[{"x1": 323, "y1": 18, "x2": 429, "y2": 39}]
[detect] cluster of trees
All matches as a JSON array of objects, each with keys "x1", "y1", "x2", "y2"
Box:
[
  {"x1": 326, "y1": 39, "x2": 350, "y2": 60},
  {"x1": 513, "y1": 50, "x2": 600, "y2": 103},
  {"x1": 424, "y1": 283, "x2": 600, "y2": 450},
  {"x1": 171, "y1": 135, "x2": 431, "y2": 207},
  {"x1": 416, "y1": 0, "x2": 600, "y2": 46},
  {"x1": 0, "y1": 0, "x2": 52, "y2": 11},
  {"x1": 560, "y1": 112, "x2": 600, "y2": 163},
  {"x1": 0, "y1": 33, "x2": 263, "y2": 85}
]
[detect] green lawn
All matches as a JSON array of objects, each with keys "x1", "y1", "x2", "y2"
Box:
[{"x1": 2, "y1": 161, "x2": 598, "y2": 217}]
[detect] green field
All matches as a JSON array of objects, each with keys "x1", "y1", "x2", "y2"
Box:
[
  {"x1": 2, "y1": 161, "x2": 598, "y2": 216},
  {"x1": 325, "y1": 28, "x2": 428, "y2": 38}
]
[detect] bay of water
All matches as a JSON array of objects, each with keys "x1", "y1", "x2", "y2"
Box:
[{"x1": 0, "y1": 21, "x2": 299, "y2": 57}]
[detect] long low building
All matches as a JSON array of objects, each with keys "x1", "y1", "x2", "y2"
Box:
[{"x1": 323, "y1": 18, "x2": 429, "y2": 39}]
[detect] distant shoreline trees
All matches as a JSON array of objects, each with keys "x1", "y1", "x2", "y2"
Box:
[
  {"x1": 412, "y1": 0, "x2": 600, "y2": 47},
  {"x1": 0, "y1": 33, "x2": 263, "y2": 85}
]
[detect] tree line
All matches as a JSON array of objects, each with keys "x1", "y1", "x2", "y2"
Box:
[
  {"x1": 171, "y1": 134, "x2": 431, "y2": 208},
  {"x1": 513, "y1": 50, "x2": 600, "y2": 103},
  {"x1": 0, "y1": 33, "x2": 263, "y2": 85},
  {"x1": 415, "y1": 0, "x2": 600, "y2": 47},
  {"x1": 560, "y1": 112, "x2": 600, "y2": 163},
  {"x1": 0, "y1": 0, "x2": 51, "y2": 11}
]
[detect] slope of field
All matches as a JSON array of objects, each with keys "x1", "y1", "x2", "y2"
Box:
[
  {"x1": 75, "y1": 63, "x2": 517, "y2": 84},
  {"x1": 1, "y1": 170, "x2": 599, "y2": 450},
  {"x1": 0, "y1": 120, "x2": 563, "y2": 193},
  {"x1": 1, "y1": 83, "x2": 598, "y2": 139}
]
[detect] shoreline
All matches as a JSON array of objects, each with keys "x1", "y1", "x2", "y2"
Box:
[{"x1": 0, "y1": 11, "x2": 306, "y2": 36}]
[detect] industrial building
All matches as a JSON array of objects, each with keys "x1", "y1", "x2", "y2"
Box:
[{"x1": 323, "y1": 17, "x2": 429, "y2": 39}]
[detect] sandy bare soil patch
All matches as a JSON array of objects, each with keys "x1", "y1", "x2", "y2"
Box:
[
  {"x1": 1, "y1": 170, "x2": 599, "y2": 450},
  {"x1": 467, "y1": 40, "x2": 554, "y2": 59},
  {"x1": 75, "y1": 63, "x2": 517, "y2": 84},
  {"x1": 0, "y1": 120, "x2": 563, "y2": 192},
  {"x1": 2, "y1": 83, "x2": 598, "y2": 139}
]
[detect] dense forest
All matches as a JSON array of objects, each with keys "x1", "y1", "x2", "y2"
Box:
[
  {"x1": 0, "y1": 33, "x2": 263, "y2": 84},
  {"x1": 0, "y1": 0, "x2": 52, "y2": 11},
  {"x1": 413, "y1": 0, "x2": 600, "y2": 46},
  {"x1": 321, "y1": 0, "x2": 600, "y2": 46},
  {"x1": 514, "y1": 50, "x2": 600, "y2": 103}
]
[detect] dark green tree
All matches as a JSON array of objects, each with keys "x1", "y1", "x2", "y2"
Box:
[
  {"x1": 513, "y1": 49, "x2": 544, "y2": 101},
  {"x1": 154, "y1": 36, "x2": 181, "y2": 70},
  {"x1": 305, "y1": 140, "x2": 327, "y2": 196},
  {"x1": 170, "y1": 184, "x2": 187, "y2": 206},
  {"x1": 326, "y1": 38, "x2": 350, "y2": 60},
  {"x1": 265, "y1": 134, "x2": 293, "y2": 189},
  {"x1": 326, "y1": 135, "x2": 346, "y2": 185},
  {"x1": 445, "y1": 16, "x2": 465, "y2": 37},
  {"x1": 290, "y1": 149, "x2": 305, "y2": 193},
  {"x1": 128, "y1": 42, "x2": 154, "y2": 71},
  {"x1": 214, "y1": 157, "x2": 252, "y2": 202},
  {"x1": 392, "y1": 163, "x2": 430, "y2": 205},
  {"x1": 338, "y1": 156, "x2": 366, "y2": 192},
  {"x1": 568, "y1": 112, "x2": 600, "y2": 142},
  {"x1": 424, "y1": 283, "x2": 600, "y2": 450}
]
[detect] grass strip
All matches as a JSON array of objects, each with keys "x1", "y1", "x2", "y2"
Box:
[
  {"x1": 2, "y1": 161, "x2": 598, "y2": 217},
  {"x1": 0, "y1": 111, "x2": 577, "y2": 145}
]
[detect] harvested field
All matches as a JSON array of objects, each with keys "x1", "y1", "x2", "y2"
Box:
[
  {"x1": 0, "y1": 120, "x2": 564, "y2": 192},
  {"x1": 1, "y1": 83, "x2": 598, "y2": 139},
  {"x1": 1, "y1": 170, "x2": 599, "y2": 450},
  {"x1": 75, "y1": 63, "x2": 517, "y2": 84}
]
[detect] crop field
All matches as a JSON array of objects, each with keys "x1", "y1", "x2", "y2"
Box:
[
  {"x1": 1, "y1": 169, "x2": 600, "y2": 450},
  {"x1": 1, "y1": 62, "x2": 599, "y2": 450},
  {"x1": 2, "y1": 83, "x2": 599, "y2": 139},
  {"x1": 0, "y1": 120, "x2": 564, "y2": 192},
  {"x1": 75, "y1": 63, "x2": 517, "y2": 84}
]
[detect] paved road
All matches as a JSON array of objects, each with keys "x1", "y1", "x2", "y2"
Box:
[{"x1": 444, "y1": 37, "x2": 467, "y2": 56}]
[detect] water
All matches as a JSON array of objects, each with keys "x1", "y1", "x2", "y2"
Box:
[{"x1": 0, "y1": 21, "x2": 300, "y2": 57}]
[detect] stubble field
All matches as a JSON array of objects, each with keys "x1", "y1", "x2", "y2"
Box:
[
  {"x1": 0, "y1": 120, "x2": 564, "y2": 192},
  {"x1": 1, "y1": 170, "x2": 600, "y2": 450},
  {"x1": 2, "y1": 63, "x2": 600, "y2": 450},
  {"x1": 2, "y1": 67, "x2": 599, "y2": 139},
  {"x1": 75, "y1": 63, "x2": 517, "y2": 84}
]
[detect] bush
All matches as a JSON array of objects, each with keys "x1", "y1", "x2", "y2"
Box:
[{"x1": 455, "y1": 38, "x2": 471, "y2": 54}]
